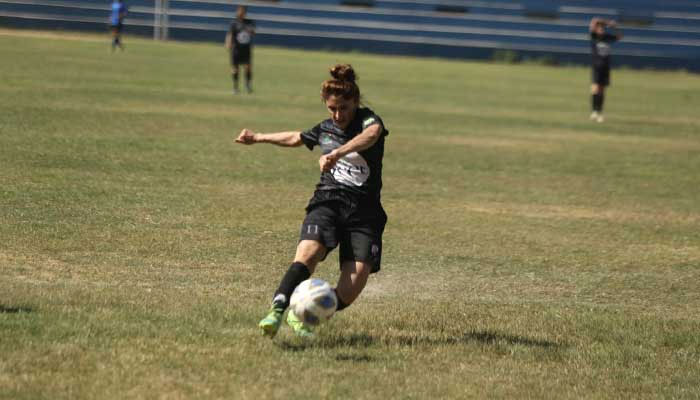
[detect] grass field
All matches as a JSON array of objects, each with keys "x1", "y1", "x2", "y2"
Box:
[{"x1": 1, "y1": 28, "x2": 699, "y2": 399}]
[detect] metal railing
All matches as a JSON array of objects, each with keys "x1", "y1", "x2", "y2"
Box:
[{"x1": 153, "y1": 0, "x2": 168, "y2": 40}]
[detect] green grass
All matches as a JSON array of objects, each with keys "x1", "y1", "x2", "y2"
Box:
[{"x1": 1, "y1": 28, "x2": 700, "y2": 399}]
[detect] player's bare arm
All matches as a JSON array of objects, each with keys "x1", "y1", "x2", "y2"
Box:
[
  {"x1": 225, "y1": 32, "x2": 232, "y2": 49},
  {"x1": 235, "y1": 129, "x2": 303, "y2": 147},
  {"x1": 319, "y1": 124, "x2": 382, "y2": 172}
]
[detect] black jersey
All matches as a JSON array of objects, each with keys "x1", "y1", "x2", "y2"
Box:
[
  {"x1": 591, "y1": 32, "x2": 617, "y2": 67},
  {"x1": 301, "y1": 107, "x2": 388, "y2": 200},
  {"x1": 229, "y1": 18, "x2": 255, "y2": 49}
]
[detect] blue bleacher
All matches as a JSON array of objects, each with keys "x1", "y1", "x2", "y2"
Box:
[{"x1": 0, "y1": 0, "x2": 698, "y2": 70}]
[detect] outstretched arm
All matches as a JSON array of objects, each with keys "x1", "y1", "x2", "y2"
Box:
[
  {"x1": 319, "y1": 124, "x2": 383, "y2": 172},
  {"x1": 235, "y1": 128, "x2": 303, "y2": 147}
]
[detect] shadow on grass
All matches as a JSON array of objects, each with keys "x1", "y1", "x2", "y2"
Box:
[
  {"x1": 463, "y1": 330, "x2": 561, "y2": 348},
  {"x1": 334, "y1": 353, "x2": 374, "y2": 362},
  {"x1": 279, "y1": 329, "x2": 563, "y2": 353},
  {"x1": 0, "y1": 305, "x2": 34, "y2": 314},
  {"x1": 278, "y1": 333, "x2": 374, "y2": 352}
]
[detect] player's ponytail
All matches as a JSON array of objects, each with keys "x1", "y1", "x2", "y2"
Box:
[{"x1": 321, "y1": 64, "x2": 360, "y2": 102}]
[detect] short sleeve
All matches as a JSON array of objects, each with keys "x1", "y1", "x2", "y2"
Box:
[
  {"x1": 360, "y1": 111, "x2": 388, "y2": 137},
  {"x1": 300, "y1": 124, "x2": 322, "y2": 150}
]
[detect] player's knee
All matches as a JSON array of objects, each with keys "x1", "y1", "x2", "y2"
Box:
[{"x1": 294, "y1": 240, "x2": 326, "y2": 270}]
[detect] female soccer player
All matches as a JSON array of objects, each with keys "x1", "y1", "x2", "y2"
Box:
[
  {"x1": 234, "y1": 64, "x2": 389, "y2": 338},
  {"x1": 589, "y1": 17, "x2": 623, "y2": 123}
]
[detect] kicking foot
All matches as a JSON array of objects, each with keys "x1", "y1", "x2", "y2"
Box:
[{"x1": 258, "y1": 307, "x2": 284, "y2": 338}]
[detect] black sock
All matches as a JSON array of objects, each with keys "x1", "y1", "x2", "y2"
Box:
[
  {"x1": 592, "y1": 93, "x2": 602, "y2": 112},
  {"x1": 599, "y1": 93, "x2": 605, "y2": 113},
  {"x1": 245, "y1": 70, "x2": 252, "y2": 86},
  {"x1": 334, "y1": 289, "x2": 350, "y2": 312},
  {"x1": 271, "y1": 262, "x2": 311, "y2": 311},
  {"x1": 232, "y1": 72, "x2": 239, "y2": 90}
]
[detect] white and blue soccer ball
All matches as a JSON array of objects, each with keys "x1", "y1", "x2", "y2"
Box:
[{"x1": 289, "y1": 278, "x2": 338, "y2": 326}]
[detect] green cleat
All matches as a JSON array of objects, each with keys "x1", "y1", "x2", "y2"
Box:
[
  {"x1": 286, "y1": 309, "x2": 314, "y2": 338},
  {"x1": 258, "y1": 307, "x2": 284, "y2": 338}
]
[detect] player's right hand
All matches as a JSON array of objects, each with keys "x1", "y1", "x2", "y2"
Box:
[{"x1": 235, "y1": 129, "x2": 257, "y2": 145}]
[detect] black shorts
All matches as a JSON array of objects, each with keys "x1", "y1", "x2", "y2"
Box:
[
  {"x1": 231, "y1": 46, "x2": 251, "y2": 66},
  {"x1": 592, "y1": 64, "x2": 610, "y2": 86},
  {"x1": 299, "y1": 191, "x2": 387, "y2": 273}
]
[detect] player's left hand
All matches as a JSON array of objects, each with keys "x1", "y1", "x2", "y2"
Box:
[{"x1": 319, "y1": 150, "x2": 340, "y2": 172}]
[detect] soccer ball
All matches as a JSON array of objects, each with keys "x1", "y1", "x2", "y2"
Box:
[{"x1": 289, "y1": 278, "x2": 338, "y2": 326}]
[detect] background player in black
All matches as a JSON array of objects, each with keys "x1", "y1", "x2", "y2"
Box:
[
  {"x1": 590, "y1": 17, "x2": 622, "y2": 123},
  {"x1": 225, "y1": 5, "x2": 255, "y2": 94},
  {"x1": 234, "y1": 64, "x2": 389, "y2": 338}
]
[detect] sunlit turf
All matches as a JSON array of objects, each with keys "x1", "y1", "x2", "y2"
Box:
[{"x1": 1, "y1": 28, "x2": 699, "y2": 399}]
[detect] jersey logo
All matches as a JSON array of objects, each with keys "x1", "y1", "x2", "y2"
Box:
[
  {"x1": 237, "y1": 31, "x2": 251, "y2": 45},
  {"x1": 330, "y1": 152, "x2": 370, "y2": 187},
  {"x1": 362, "y1": 117, "x2": 376, "y2": 129}
]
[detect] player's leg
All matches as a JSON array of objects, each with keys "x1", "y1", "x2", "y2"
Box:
[
  {"x1": 335, "y1": 260, "x2": 372, "y2": 309},
  {"x1": 231, "y1": 66, "x2": 240, "y2": 94},
  {"x1": 278, "y1": 239, "x2": 326, "y2": 306},
  {"x1": 230, "y1": 52, "x2": 240, "y2": 94},
  {"x1": 590, "y1": 82, "x2": 602, "y2": 118},
  {"x1": 597, "y1": 86, "x2": 606, "y2": 122},
  {"x1": 111, "y1": 27, "x2": 119, "y2": 51},
  {"x1": 259, "y1": 202, "x2": 339, "y2": 338},
  {"x1": 333, "y1": 206, "x2": 385, "y2": 312},
  {"x1": 259, "y1": 240, "x2": 326, "y2": 337},
  {"x1": 244, "y1": 63, "x2": 253, "y2": 93},
  {"x1": 591, "y1": 65, "x2": 609, "y2": 122},
  {"x1": 114, "y1": 24, "x2": 124, "y2": 50}
]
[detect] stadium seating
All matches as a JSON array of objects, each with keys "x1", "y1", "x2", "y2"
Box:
[{"x1": 1, "y1": 0, "x2": 699, "y2": 70}]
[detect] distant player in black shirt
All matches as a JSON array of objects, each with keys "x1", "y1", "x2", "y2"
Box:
[
  {"x1": 589, "y1": 17, "x2": 622, "y2": 123},
  {"x1": 235, "y1": 64, "x2": 389, "y2": 338},
  {"x1": 225, "y1": 5, "x2": 255, "y2": 94}
]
